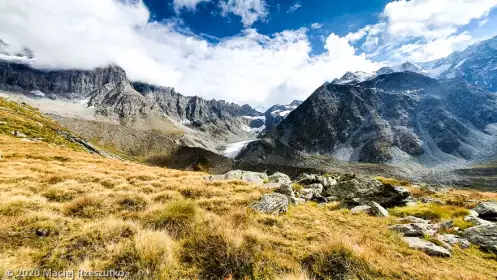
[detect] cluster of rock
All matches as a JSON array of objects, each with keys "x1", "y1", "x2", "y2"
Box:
[
  {"x1": 206, "y1": 170, "x2": 497, "y2": 257},
  {"x1": 207, "y1": 171, "x2": 410, "y2": 215},
  {"x1": 389, "y1": 201, "x2": 497, "y2": 257}
]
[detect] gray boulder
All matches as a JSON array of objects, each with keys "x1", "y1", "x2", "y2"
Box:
[
  {"x1": 397, "y1": 216, "x2": 429, "y2": 224},
  {"x1": 435, "y1": 234, "x2": 470, "y2": 249},
  {"x1": 289, "y1": 197, "x2": 306, "y2": 205},
  {"x1": 367, "y1": 201, "x2": 389, "y2": 217},
  {"x1": 473, "y1": 201, "x2": 497, "y2": 221},
  {"x1": 11, "y1": 130, "x2": 27, "y2": 138},
  {"x1": 351, "y1": 205, "x2": 372, "y2": 215},
  {"x1": 206, "y1": 170, "x2": 268, "y2": 185},
  {"x1": 389, "y1": 223, "x2": 439, "y2": 237},
  {"x1": 462, "y1": 224, "x2": 497, "y2": 253},
  {"x1": 297, "y1": 174, "x2": 324, "y2": 185},
  {"x1": 325, "y1": 176, "x2": 411, "y2": 207},
  {"x1": 275, "y1": 184, "x2": 295, "y2": 198},
  {"x1": 307, "y1": 183, "x2": 324, "y2": 195},
  {"x1": 268, "y1": 172, "x2": 292, "y2": 185},
  {"x1": 300, "y1": 189, "x2": 315, "y2": 200},
  {"x1": 403, "y1": 237, "x2": 451, "y2": 257},
  {"x1": 250, "y1": 193, "x2": 289, "y2": 214},
  {"x1": 464, "y1": 215, "x2": 493, "y2": 226}
]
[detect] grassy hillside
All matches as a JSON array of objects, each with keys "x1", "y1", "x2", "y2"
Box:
[
  {"x1": 0, "y1": 96, "x2": 496, "y2": 279},
  {"x1": 0, "y1": 135, "x2": 497, "y2": 279},
  {"x1": 0, "y1": 97, "x2": 81, "y2": 150}
]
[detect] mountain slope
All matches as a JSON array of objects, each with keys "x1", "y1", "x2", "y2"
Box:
[
  {"x1": 0, "y1": 60, "x2": 264, "y2": 153},
  {"x1": 262, "y1": 72, "x2": 497, "y2": 168},
  {"x1": 421, "y1": 35, "x2": 497, "y2": 91}
]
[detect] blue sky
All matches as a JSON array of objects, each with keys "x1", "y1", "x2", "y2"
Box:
[
  {"x1": 1, "y1": 0, "x2": 497, "y2": 108},
  {"x1": 143, "y1": 0, "x2": 391, "y2": 55}
]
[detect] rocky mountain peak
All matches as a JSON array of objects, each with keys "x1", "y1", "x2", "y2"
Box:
[{"x1": 254, "y1": 71, "x2": 497, "y2": 167}]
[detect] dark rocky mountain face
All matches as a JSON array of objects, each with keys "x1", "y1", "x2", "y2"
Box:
[
  {"x1": 0, "y1": 61, "x2": 127, "y2": 99},
  {"x1": 263, "y1": 100, "x2": 302, "y2": 132},
  {"x1": 261, "y1": 72, "x2": 497, "y2": 167}
]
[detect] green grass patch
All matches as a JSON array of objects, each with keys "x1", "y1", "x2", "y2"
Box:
[{"x1": 389, "y1": 203, "x2": 470, "y2": 221}]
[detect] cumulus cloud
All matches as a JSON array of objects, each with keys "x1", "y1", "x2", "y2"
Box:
[
  {"x1": 173, "y1": 0, "x2": 210, "y2": 11},
  {"x1": 220, "y1": 0, "x2": 268, "y2": 26},
  {"x1": 347, "y1": 0, "x2": 497, "y2": 62},
  {"x1": 0, "y1": 0, "x2": 380, "y2": 108}
]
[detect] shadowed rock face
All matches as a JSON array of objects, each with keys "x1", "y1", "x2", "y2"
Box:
[
  {"x1": 261, "y1": 72, "x2": 497, "y2": 165},
  {"x1": 0, "y1": 61, "x2": 127, "y2": 99}
]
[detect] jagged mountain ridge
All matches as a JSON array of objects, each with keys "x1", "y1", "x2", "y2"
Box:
[
  {"x1": 334, "y1": 35, "x2": 497, "y2": 93},
  {"x1": 263, "y1": 100, "x2": 303, "y2": 132},
  {"x1": 248, "y1": 72, "x2": 497, "y2": 168},
  {"x1": 0, "y1": 60, "x2": 264, "y2": 149}
]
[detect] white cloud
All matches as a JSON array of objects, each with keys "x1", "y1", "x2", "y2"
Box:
[
  {"x1": 286, "y1": 2, "x2": 301, "y2": 14},
  {"x1": 383, "y1": 0, "x2": 497, "y2": 39},
  {"x1": 347, "y1": 0, "x2": 497, "y2": 63},
  {"x1": 0, "y1": 0, "x2": 379, "y2": 108},
  {"x1": 173, "y1": 0, "x2": 209, "y2": 11},
  {"x1": 310, "y1": 23, "x2": 323, "y2": 29},
  {"x1": 220, "y1": 0, "x2": 268, "y2": 26}
]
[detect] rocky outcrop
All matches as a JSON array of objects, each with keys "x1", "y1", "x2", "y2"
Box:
[
  {"x1": 325, "y1": 176, "x2": 411, "y2": 207},
  {"x1": 205, "y1": 170, "x2": 268, "y2": 185},
  {"x1": 435, "y1": 234, "x2": 470, "y2": 250},
  {"x1": 473, "y1": 201, "x2": 497, "y2": 221},
  {"x1": 389, "y1": 223, "x2": 439, "y2": 237},
  {"x1": 57, "y1": 130, "x2": 121, "y2": 159},
  {"x1": 268, "y1": 172, "x2": 292, "y2": 185},
  {"x1": 134, "y1": 82, "x2": 263, "y2": 141},
  {"x1": 0, "y1": 61, "x2": 127, "y2": 99},
  {"x1": 249, "y1": 193, "x2": 289, "y2": 214},
  {"x1": 402, "y1": 237, "x2": 452, "y2": 257},
  {"x1": 462, "y1": 224, "x2": 497, "y2": 253}
]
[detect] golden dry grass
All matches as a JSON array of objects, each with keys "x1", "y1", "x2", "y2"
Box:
[{"x1": 0, "y1": 134, "x2": 496, "y2": 279}]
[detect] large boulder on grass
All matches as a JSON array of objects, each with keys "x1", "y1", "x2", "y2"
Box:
[
  {"x1": 268, "y1": 172, "x2": 292, "y2": 185},
  {"x1": 389, "y1": 223, "x2": 439, "y2": 237},
  {"x1": 325, "y1": 176, "x2": 411, "y2": 207},
  {"x1": 250, "y1": 193, "x2": 289, "y2": 214},
  {"x1": 403, "y1": 237, "x2": 451, "y2": 257},
  {"x1": 462, "y1": 224, "x2": 497, "y2": 253},
  {"x1": 473, "y1": 201, "x2": 497, "y2": 221}
]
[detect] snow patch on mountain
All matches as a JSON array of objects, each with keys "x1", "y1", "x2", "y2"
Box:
[{"x1": 223, "y1": 139, "x2": 257, "y2": 158}]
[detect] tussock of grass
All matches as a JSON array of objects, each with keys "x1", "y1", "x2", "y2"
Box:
[
  {"x1": 64, "y1": 195, "x2": 110, "y2": 218},
  {"x1": 181, "y1": 227, "x2": 270, "y2": 279},
  {"x1": 145, "y1": 200, "x2": 198, "y2": 238},
  {"x1": 114, "y1": 193, "x2": 148, "y2": 212},
  {"x1": 41, "y1": 219, "x2": 138, "y2": 269},
  {"x1": 302, "y1": 241, "x2": 380, "y2": 280}
]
